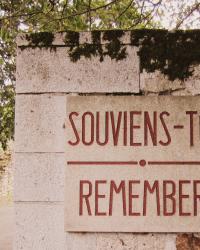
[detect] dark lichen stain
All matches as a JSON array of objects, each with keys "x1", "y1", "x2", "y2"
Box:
[
  {"x1": 64, "y1": 31, "x2": 100, "y2": 62},
  {"x1": 64, "y1": 31, "x2": 79, "y2": 46},
  {"x1": 131, "y1": 29, "x2": 200, "y2": 81},
  {"x1": 67, "y1": 29, "x2": 127, "y2": 62},
  {"x1": 176, "y1": 233, "x2": 200, "y2": 250},
  {"x1": 25, "y1": 32, "x2": 55, "y2": 47},
  {"x1": 119, "y1": 238, "x2": 126, "y2": 246},
  {"x1": 68, "y1": 43, "x2": 101, "y2": 62},
  {"x1": 103, "y1": 30, "x2": 127, "y2": 61},
  {"x1": 91, "y1": 30, "x2": 101, "y2": 44}
]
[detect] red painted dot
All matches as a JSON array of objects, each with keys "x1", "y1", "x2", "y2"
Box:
[{"x1": 139, "y1": 159, "x2": 146, "y2": 167}]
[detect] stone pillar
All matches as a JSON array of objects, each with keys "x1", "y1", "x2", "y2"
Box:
[{"x1": 14, "y1": 31, "x2": 200, "y2": 250}]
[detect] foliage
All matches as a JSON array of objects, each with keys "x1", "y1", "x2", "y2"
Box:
[{"x1": 0, "y1": 85, "x2": 14, "y2": 150}]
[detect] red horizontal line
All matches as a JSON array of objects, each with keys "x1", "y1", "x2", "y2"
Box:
[
  {"x1": 148, "y1": 161, "x2": 200, "y2": 165},
  {"x1": 68, "y1": 161, "x2": 200, "y2": 166},
  {"x1": 174, "y1": 125, "x2": 184, "y2": 129},
  {"x1": 68, "y1": 161, "x2": 138, "y2": 165}
]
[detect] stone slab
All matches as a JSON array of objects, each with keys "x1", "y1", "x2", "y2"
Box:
[
  {"x1": 184, "y1": 65, "x2": 200, "y2": 95},
  {"x1": 140, "y1": 70, "x2": 184, "y2": 93},
  {"x1": 15, "y1": 94, "x2": 66, "y2": 153},
  {"x1": 16, "y1": 46, "x2": 139, "y2": 93},
  {"x1": 16, "y1": 31, "x2": 132, "y2": 46},
  {"x1": 14, "y1": 153, "x2": 65, "y2": 202},
  {"x1": 140, "y1": 65, "x2": 200, "y2": 95},
  {"x1": 0, "y1": 206, "x2": 13, "y2": 250},
  {"x1": 14, "y1": 202, "x2": 64, "y2": 250},
  {"x1": 66, "y1": 233, "x2": 176, "y2": 250},
  {"x1": 65, "y1": 96, "x2": 200, "y2": 232}
]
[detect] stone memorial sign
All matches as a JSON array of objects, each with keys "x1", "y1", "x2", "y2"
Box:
[
  {"x1": 65, "y1": 95, "x2": 200, "y2": 232},
  {"x1": 15, "y1": 30, "x2": 200, "y2": 249}
]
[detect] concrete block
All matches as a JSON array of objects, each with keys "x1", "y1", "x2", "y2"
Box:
[
  {"x1": 15, "y1": 202, "x2": 64, "y2": 250},
  {"x1": 0, "y1": 206, "x2": 14, "y2": 250},
  {"x1": 185, "y1": 65, "x2": 200, "y2": 95},
  {"x1": 16, "y1": 46, "x2": 139, "y2": 93},
  {"x1": 66, "y1": 233, "x2": 97, "y2": 250},
  {"x1": 140, "y1": 70, "x2": 184, "y2": 93},
  {"x1": 14, "y1": 153, "x2": 65, "y2": 202},
  {"x1": 15, "y1": 94, "x2": 66, "y2": 152},
  {"x1": 15, "y1": 30, "x2": 200, "y2": 250},
  {"x1": 140, "y1": 65, "x2": 200, "y2": 95},
  {"x1": 17, "y1": 31, "x2": 132, "y2": 47},
  {"x1": 65, "y1": 233, "x2": 176, "y2": 250}
]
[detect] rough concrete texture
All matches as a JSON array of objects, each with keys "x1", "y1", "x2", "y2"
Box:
[
  {"x1": 15, "y1": 203, "x2": 65, "y2": 250},
  {"x1": 0, "y1": 206, "x2": 13, "y2": 250},
  {"x1": 79, "y1": 30, "x2": 132, "y2": 44},
  {"x1": 15, "y1": 94, "x2": 66, "y2": 152},
  {"x1": 184, "y1": 65, "x2": 200, "y2": 95},
  {"x1": 17, "y1": 31, "x2": 132, "y2": 46},
  {"x1": 16, "y1": 46, "x2": 139, "y2": 93},
  {"x1": 66, "y1": 233, "x2": 177, "y2": 250},
  {"x1": 15, "y1": 31, "x2": 200, "y2": 250},
  {"x1": 14, "y1": 153, "x2": 65, "y2": 202},
  {"x1": 140, "y1": 65, "x2": 200, "y2": 95},
  {"x1": 176, "y1": 234, "x2": 200, "y2": 250},
  {"x1": 140, "y1": 70, "x2": 184, "y2": 93}
]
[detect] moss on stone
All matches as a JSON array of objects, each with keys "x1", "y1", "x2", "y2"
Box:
[
  {"x1": 103, "y1": 30, "x2": 127, "y2": 60},
  {"x1": 25, "y1": 32, "x2": 55, "y2": 47},
  {"x1": 69, "y1": 44, "x2": 100, "y2": 62},
  {"x1": 131, "y1": 29, "x2": 200, "y2": 81},
  {"x1": 91, "y1": 30, "x2": 101, "y2": 44},
  {"x1": 102, "y1": 30, "x2": 125, "y2": 41},
  {"x1": 64, "y1": 31, "x2": 79, "y2": 45},
  {"x1": 68, "y1": 29, "x2": 127, "y2": 62}
]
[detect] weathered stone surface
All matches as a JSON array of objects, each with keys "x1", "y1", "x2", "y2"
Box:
[
  {"x1": 66, "y1": 95, "x2": 200, "y2": 233},
  {"x1": 0, "y1": 206, "x2": 13, "y2": 250},
  {"x1": 184, "y1": 65, "x2": 200, "y2": 95},
  {"x1": 140, "y1": 70, "x2": 184, "y2": 93},
  {"x1": 66, "y1": 233, "x2": 176, "y2": 250},
  {"x1": 16, "y1": 46, "x2": 139, "y2": 93},
  {"x1": 176, "y1": 234, "x2": 200, "y2": 250},
  {"x1": 15, "y1": 94, "x2": 66, "y2": 152},
  {"x1": 66, "y1": 233, "x2": 97, "y2": 250},
  {"x1": 140, "y1": 65, "x2": 200, "y2": 95},
  {"x1": 14, "y1": 153, "x2": 65, "y2": 202},
  {"x1": 15, "y1": 202, "x2": 65, "y2": 250},
  {"x1": 171, "y1": 89, "x2": 192, "y2": 96},
  {"x1": 16, "y1": 31, "x2": 132, "y2": 47}
]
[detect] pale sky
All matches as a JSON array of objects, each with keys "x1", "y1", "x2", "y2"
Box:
[{"x1": 147, "y1": 0, "x2": 200, "y2": 29}]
